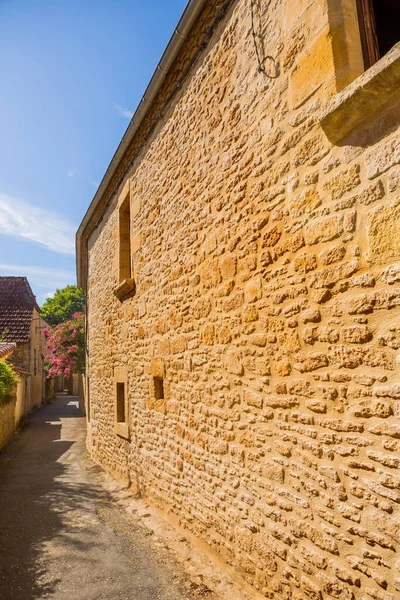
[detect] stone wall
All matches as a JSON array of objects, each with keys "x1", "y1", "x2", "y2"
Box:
[
  {"x1": 8, "y1": 307, "x2": 46, "y2": 411},
  {"x1": 14, "y1": 373, "x2": 28, "y2": 427},
  {"x1": 28, "y1": 307, "x2": 46, "y2": 410},
  {"x1": 0, "y1": 395, "x2": 16, "y2": 451},
  {"x1": 86, "y1": 0, "x2": 400, "y2": 598},
  {"x1": 9, "y1": 341, "x2": 29, "y2": 370},
  {"x1": 0, "y1": 372, "x2": 30, "y2": 449}
]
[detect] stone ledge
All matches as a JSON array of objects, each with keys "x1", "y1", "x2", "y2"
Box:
[
  {"x1": 319, "y1": 43, "x2": 400, "y2": 143},
  {"x1": 115, "y1": 422, "x2": 130, "y2": 440},
  {"x1": 114, "y1": 278, "x2": 135, "y2": 300}
]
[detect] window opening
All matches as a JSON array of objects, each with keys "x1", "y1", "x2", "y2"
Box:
[
  {"x1": 373, "y1": 0, "x2": 399, "y2": 58},
  {"x1": 357, "y1": 0, "x2": 400, "y2": 69},
  {"x1": 87, "y1": 377, "x2": 90, "y2": 422},
  {"x1": 154, "y1": 377, "x2": 164, "y2": 401},
  {"x1": 116, "y1": 382, "x2": 126, "y2": 423},
  {"x1": 119, "y1": 194, "x2": 131, "y2": 283}
]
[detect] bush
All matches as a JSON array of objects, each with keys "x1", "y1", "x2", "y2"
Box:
[
  {"x1": 0, "y1": 361, "x2": 17, "y2": 405},
  {"x1": 43, "y1": 312, "x2": 85, "y2": 379}
]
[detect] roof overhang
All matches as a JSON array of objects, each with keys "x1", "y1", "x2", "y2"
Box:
[
  {"x1": 13, "y1": 365, "x2": 31, "y2": 377},
  {"x1": 0, "y1": 343, "x2": 16, "y2": 361}
]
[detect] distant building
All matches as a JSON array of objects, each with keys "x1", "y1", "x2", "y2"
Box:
[
  {"x1": 0, "y1": 342, "x2": 31, "y2": 449},
  {"x1": 0, "y1": 277, "x2": 47, "y2": 410},
  {"x1": 77, "y1": 1, "x2": 400, "y2": 598}
]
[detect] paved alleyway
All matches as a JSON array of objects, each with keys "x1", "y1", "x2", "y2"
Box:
[{"x1": 0, "y1": 396, "x2": 212, "y2": 600}]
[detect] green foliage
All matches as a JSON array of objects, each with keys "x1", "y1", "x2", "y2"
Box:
[
  {"x1": 41, "y1": 285, "x2": 85, "y2": 325},
  {"x1": 0, "y1": 361, "x2": 17, "y2": 405}
]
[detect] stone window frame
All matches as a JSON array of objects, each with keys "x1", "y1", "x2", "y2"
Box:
[
  {"x1": 147, "y1": 358, "x2": 167, "y2": 414},
  {"x1": 114, "y1": 179, "x2": 135, "y2": 301},
  {"x1": 114, "y1": 366, "x2": 130, "y2": 439},
  {"x1": 86, "y1": 376, "x2": 91, "y2": 423},
  {"x1": 320, "y1": 0, "x2": 400, "y2": 142},
  {"x1": 356, "y1": 0, "x2": 380, "y2": 69}
]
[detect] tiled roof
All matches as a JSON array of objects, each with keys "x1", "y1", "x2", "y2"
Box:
[
  {"x1": 0, "y1": 342, "x2": 16, "y2": 360},
  {"x1": 0, "y1": 277, "x2": 37, "y2": 342},
  {"x1": 13, "y1": 364, "x2": 31, "y2": 376}
]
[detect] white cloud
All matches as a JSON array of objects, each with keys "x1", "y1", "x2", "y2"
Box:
[
  {"x1": 0, "y1": 264, "x2": 76, "y2": 305},
  {"x1": 0, "y1": 193, "x2": 76, "y2": 255},
  {"x1": 67, "y1": 169, "x2": 75, "y2": 178},
  {"x1": 113, "y1": 102, "x2": 134, "y2": 119},
  {"x1": 89, "y1": 180, "x2": 99, "y2": 188}
]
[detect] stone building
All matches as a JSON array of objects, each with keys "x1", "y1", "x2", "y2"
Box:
[
  {"x1": 77, "y1": 1, "x2": 400, "y2": 598},
  {"x1": 0, "y1": 277, "x2": 47, "y2": 411},
  {"x1": 0, "y1": 342, "x2": 31, "y2": 450},
  {"x1": 0, "y1": 342, "x2": 18, "y2": 449}
]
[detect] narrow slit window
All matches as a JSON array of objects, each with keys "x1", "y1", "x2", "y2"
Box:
[
  {"x1": 154, "y1": 377, "x2": 164, "y2": 401},
  {"x1": 116, "y1": 382, "x2": 126, "y2": 423},
  {"x1": 87, "y1": 377, "x2": 90, "y2": 422},
  {"x1": 119, "y1": 194, "x2": 131, "y2": 283},
  {"x1": 357, "y1": 0, "x2": 400, "y2": 69}
]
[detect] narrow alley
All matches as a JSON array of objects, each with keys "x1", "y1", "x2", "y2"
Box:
[{"x1": 0, "y1": 396, "x2": 215, "y2": 600}]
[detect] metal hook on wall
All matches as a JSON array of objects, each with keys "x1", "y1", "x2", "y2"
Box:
[{"x1": 250, "y1": 0, "x2": 279, "y2": 78}]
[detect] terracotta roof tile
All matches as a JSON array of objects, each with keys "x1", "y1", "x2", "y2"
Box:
[
  {"x1": 0, "y1": 277, "x2": 37, "y2": 342},
  {"x1": 0, "y1": 342, "x2": 16, "y2": 359}
]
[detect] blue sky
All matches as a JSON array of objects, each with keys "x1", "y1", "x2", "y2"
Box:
[{"x1": 0, "y1": 0, "x2": 187, "y2": 304}]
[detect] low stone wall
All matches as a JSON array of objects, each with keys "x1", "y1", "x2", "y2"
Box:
[{"x1": 0, "y1": 396, "x2": 16, "y2": 451}]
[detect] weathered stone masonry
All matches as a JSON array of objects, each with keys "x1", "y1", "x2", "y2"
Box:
[{"x1": 81, "y1": 1, "x2": 400, "y2": 598}]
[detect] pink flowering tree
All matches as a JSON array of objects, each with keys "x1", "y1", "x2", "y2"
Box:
[{"x1": 43, "y1": 312, "x2": 85, "y2": 379}]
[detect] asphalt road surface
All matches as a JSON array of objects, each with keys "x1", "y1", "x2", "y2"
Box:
[{"x1": 0, "y1": 395, "x2": 212, "y2": 600}]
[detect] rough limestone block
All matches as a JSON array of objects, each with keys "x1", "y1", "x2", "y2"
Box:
[
  {"x1": 366, "y1": 132, "x2": 400, "y2": 179},
  {"x1": 288, "y1": 188, "x2": 320, "y2": 217},
  {"x1": 225, "y1": 351, "x2": 244, "y2": 376},
  {"x1": 323, "y1": 164, "x2": 361, "y2": 199},
  {"x1": 151, "y1": 358, "x2": 164, "y2": 379},
  {"x1": 290, "y1": 29, "x2": 335, "y2": 108},
  {"x1": 304, "y1": 215, "x2": 343, "y2": 245},
  {"x1": 367, "y1": 201, "x2": 400, "y2": 264},
  {"x1": 220, "y1": 254, "x2": 237, "y2": 279}
]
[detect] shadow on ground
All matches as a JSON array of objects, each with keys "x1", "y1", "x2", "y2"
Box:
[{"x1": 0, "y1": 396, "x2": 107, "y2": 600}]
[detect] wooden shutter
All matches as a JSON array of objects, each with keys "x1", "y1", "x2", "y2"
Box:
[{"x1": 356, "y1": 0, "x2": 380, "y2": 68}]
